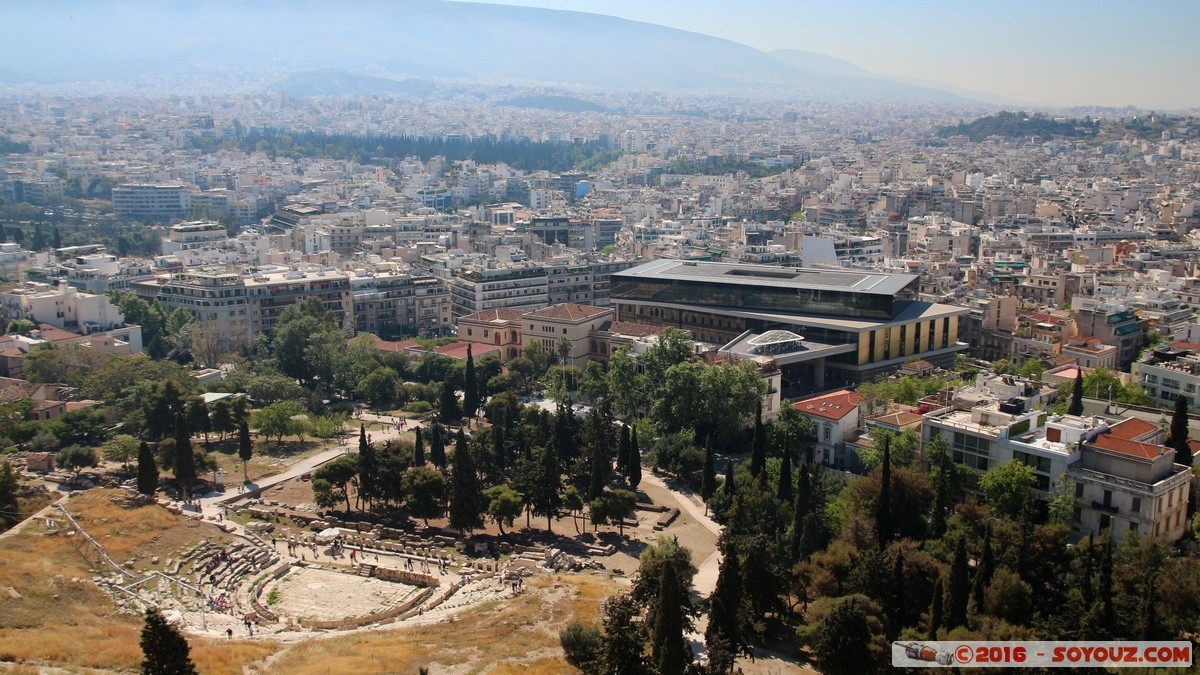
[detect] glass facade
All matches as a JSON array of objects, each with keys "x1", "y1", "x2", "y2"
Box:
[{"x1": 609, "y1": 277, "x2": 898, "y2": 320}]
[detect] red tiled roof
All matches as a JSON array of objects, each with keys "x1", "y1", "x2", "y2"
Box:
[
  {"x1": 1090, "y1": 434, "x2": 1162, "y2": 460},
  {"x1": 434, "y1": 342, "x2": 501, "y2": 361},
  {"x1": 1107, "y1": 417, "x2": 1156, "y2": 441},
  {"x1": 791, "y1": 390, "x2": 864, "y2": 421},
  {"x1": 459, "y1": 308, "x2": 525, "y2": 323},
  {"x1": 604, "y1": 321, "x2": 665, "y2": 338},
  {"x1": 373, "y1": 336, "x2": 418, "y2": 352},
  {"x1": 525, "y1": 303, "x2": 611, "y2": 321},
  {"x1": 35, "y1": 324, "x2": 80, "y2": 342},
  {"x1": 1169, "y1": 341, "x2": 1200, "y2": 351}
]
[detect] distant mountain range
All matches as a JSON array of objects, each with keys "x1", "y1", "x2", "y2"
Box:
[{"x1": 0, "y1": 0, "x2": 1003, "y2": 106}]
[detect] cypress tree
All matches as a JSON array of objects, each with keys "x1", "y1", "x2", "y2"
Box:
[
  {"x1": 429, "y1": 423, "x2": 447, "y2": 469},
  {"x1": 724, "y1": 459, "x2": 736, "y2": 497},
  {"x1": 137, "y1": 441, "x2": 158, "y2": 496},
  {"x1": 616, "y1": 423, "x2": 630, "y2": 474},
  {"x1": 627, "y1": 426, "x2": 641, "y2": 489},
  {"x1": 358, "y1": 425, "x2": 379, "y2": 510},
  {"x1": 1168, "y1": 393, "x2": 1193, "y2": 466},
  {"x1": 947, "y1": 534, "x2": 970, "y2": 629},
  {"x1": 588, "y1": 423, "x2": 608, "y2": 501},
  {"x1": 1100, "y1": 536, "x2": 1114, "y2": 634},
  {"x1": 705, "y1": 541, "x2": 743, "y2": 668},
  {"x1": 173, "y1": 413, "x2": 196, "y2": 501},
  {"x1": 52, "y1": 225, "x2": 61, "y2": 250},
  {"x1": 777, "y1": 448, "x2": 793, "y2": 504},
  {"x1": 140, "y1": 608, "x2": 198, "y2": 675},
  {"x1": 1068, "y1": 369, "x2": 1085, "y2": 416},
  {"x1": 438, "y1": 377, "x2": 460, "y2": 424},
  {"x1": 928, "y1": 576, "x2": 943, "y2": 640},
  {"x1": 414, "y1": 426, "x2": 425, "y2": 466},
  {"x1": 491, "y1": 423, "x2": 504, "y2": 472},
  {"x1": 701, "y1": 440, "x2": 717, "y2": 508},
  {"x1": 651, "y1": 560, "x2": 689, "y2": 675},
  {"x1": 876, "y1": 434, "x2": 892, "y2": 548},
  {"x1": 463, "y1": 345, "x2": 478, "y2": 420},
  {"x1": 798, "y1": 511, "x2": 824, "y2": 561},
  {"x1": 888, "y1": 552, "x2": 905, "y2": 640},
  {"x1": 448, "y1": 429, "x2": 483, "y2": 533},
  {"x1": 237, "y1": 419, "x2": 252, "y2": 482},
  {"x1": 971, "y1": 522, "x2": 994, "y2": 614},
  {"x1": 750, "y1": 400, "x2": 765, "y2": 477}
]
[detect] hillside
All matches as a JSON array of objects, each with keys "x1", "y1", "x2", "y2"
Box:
[{"x1": 937, "y1": 111, "x2": 1100, "y2": 141}]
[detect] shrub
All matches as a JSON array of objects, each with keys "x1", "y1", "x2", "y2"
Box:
[
  {"x1": 402, "y1": 401, "x2": 433, "y2": 414},
  {"x1": 558, "y1": 620, "x2": 601, "y2": 668}
]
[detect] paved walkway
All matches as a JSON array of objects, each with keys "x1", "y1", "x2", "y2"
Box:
[{"x1": 640, "y1": 472, "x2": 722, "y2": 597}]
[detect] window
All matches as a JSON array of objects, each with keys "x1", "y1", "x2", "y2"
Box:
[
  {"x1": 1128, "y1": 522, "x2": 1138, "y2": 536},
  {"x1": 1102, "y1": 490, "x2": 1112, "y2": 507},
  {"x1": 1131, "y1": 497, "x2": 1141, "y2": 513},
  {"x1": 1100, "y1": 514, "x2": 1110, "y2": 531},
  {"x1": 1075, "y1": 482, "x2": 1084, "y2": 498},
  {"x1": 823, "y1": 425, "x2": 831, "y2": 442}
]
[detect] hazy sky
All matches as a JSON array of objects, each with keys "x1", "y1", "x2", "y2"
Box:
[{"x1": 457, "y1": 0, "x2": 1199, "y2": 110}]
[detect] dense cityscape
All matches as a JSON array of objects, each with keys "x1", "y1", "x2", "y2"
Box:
[{"x1": 1, "y1": 3, "x2": 1199, "y2": 675}]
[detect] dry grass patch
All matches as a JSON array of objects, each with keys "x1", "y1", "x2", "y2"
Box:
[
  {"x1": 266, "y1": 573, "x2": 622, "y2": 675},
  {"x1": 192, "y1": 639, "x2": 278, "y2": 675},
  {"x1": 0, "y1": 489, "x2": 268, "y2": 673}
]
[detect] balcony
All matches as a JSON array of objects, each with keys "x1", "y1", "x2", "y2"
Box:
[{"x1": 1091, "y1": 500, "x2": 1119, "y2": 514}]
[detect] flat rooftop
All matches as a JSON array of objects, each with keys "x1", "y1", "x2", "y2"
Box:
[{"x1": 616, "y1": 259, "x2": 917, "y2": 296}]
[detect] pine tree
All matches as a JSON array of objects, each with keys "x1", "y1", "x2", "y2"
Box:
[
  {"x1": 777, "y1": 445, "x2": 793, "y2": 504},
  {"x1": 448, "y1": 429, "x2": 483, "y2": 533},
  {"x1": 140, "y1": 608, "x2": 198, "y2": 675},
  {"x1": 237, "y1": 419, "x2": 252, "y2": 482},
  {"x1": 701, "y1": 440, "x2": 717, "y2": 508},
  {"x1": 814, "y1": 598, "x2": 877, "y2": 675},
  {"x1": 627, "y1": 426, "x2": 641, "y2": 489},
  {"x1": 651, "y1": 560, "x2": 689, "y2": 675},
  {"x1": 1068, "y1": 369, "x2": 1085, "y2": 416},
  {"x1": 173, "y1": 413, "x2": 196, "y2": 501},
  {"x1": 463, "y1": 345, "x2": 478, "y2": 420},
  {"x1": 876, "y1": 434, "x2": 892, "y2": 548},
  {"x1": 928, "y1": 576, "x2": 943, "y2": 640},
  {"x1": 414, "y1": 426, "x2": 425, "y2": 466},
  {"x1": 137, "y1": 441, "x2": 158, "y2": 496},
  {"x1": 724, "y1": 459, "x2": 736, "y2": 497},
  {"x1": 705, "y1": 541, "x2": 743, "y2": 671},
  {"x1": 1168, "y1": 393, "x2": 1193, "y2": 466},
  {"x1": 429, "y1": 423, "x2": 447, "y2": 469},
  {"x1": 947, "y1": 534, "x2": 970, "y2": 629},
  {"x1": 750, "y1": 400, "x2": 765, "y2": 477}
]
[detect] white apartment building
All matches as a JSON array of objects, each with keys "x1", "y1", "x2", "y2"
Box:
[
  {"x1": 112, "y1": 183, "x2": 190, "y2": 221},
  {"x1": 161, "y1": 221, "x2": 229, "y2": 255},
  {"x1": 1132, "y1": 344, "x2": 1199, "y2": 408},
  {"x1": 350, "y1": 270, "x2": 452, "y2": 335},
  {"x1": 0, "y1": 242, "x2": 30, "y2": 283},
  {"x1": 1069, "y1": 418, "x2": 1192, "y2": 542},
  {"x1": 446, "y1": 262, "x2": 549, "y2": 318},
  {"x1": 2, "y1": 281, "x2": 127, "y2": 334}
]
